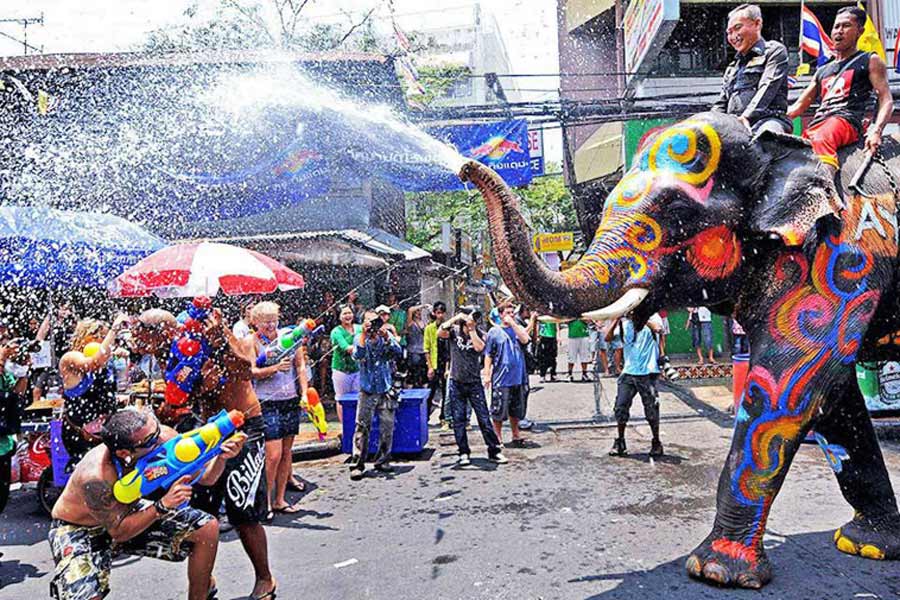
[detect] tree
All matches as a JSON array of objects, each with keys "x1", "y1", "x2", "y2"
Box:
[
  {"x1": 140, "y1": 0, "x2": 384, "y2": 53},
  {"x1": 406, "y1": 164, "x2": 580, "y2": 251}
]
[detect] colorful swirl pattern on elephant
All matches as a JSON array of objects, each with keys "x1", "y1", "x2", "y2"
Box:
[{"x1": 459, "y1": 111, "x2": 900, "y2": 589}]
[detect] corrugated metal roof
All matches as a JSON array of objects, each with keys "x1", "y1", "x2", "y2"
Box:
[
  {"x1": 0, "y1": 50, "x2": 391, "y2": 71},
  {"x1": 184, "y1": 227, "x2": 431, "y2": 262}
]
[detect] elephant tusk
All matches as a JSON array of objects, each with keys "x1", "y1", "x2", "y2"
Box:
[
  {"x1": 537, "y1": 315, "x2": 573, "y2": 324},
  {"x1": 581, "y1": 289, "x2": 649, "y2": 321}
]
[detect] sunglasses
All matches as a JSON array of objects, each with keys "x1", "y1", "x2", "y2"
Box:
[{"x1": 130, "y1": 423, "x2": 161, "y2": 451}]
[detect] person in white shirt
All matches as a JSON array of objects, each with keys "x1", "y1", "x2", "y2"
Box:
[
  {"x1": 686, "y1": 307, "x2": 716, "y2": 365},
  {"x1": 232, "y1": 300, "x2": 256, "y2": 339}
]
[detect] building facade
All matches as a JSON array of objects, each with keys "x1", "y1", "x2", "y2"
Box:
[{"x1": 415, "y1": 3, "x2": 522, "y2": 107}]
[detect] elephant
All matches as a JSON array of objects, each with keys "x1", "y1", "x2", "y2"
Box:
[{"x1": 458, "y1": 110, "x2": 900, "y2": 588}]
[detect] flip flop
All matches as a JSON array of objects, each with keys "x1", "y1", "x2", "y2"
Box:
[
  {"x1": 273, "y1": 502, "x2": 303, "y2": 514},
  {"x1": 262, "y1": 510, "x2": 274, "y2": 524},
  {"x1": 249, "y1": 586, "x2": 277, "y2": 600}
]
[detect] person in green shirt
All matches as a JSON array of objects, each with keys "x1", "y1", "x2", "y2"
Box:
[
  {"x1": 423, "y1": 302, "x2": 449, "y2": 428},
  {"x1": 0, "y1": 339, "x2": 32, "y2": 514},
  {"x1": 537, "y1": 320, "x2": 559, "y2": 383},
  {"x1": 330, "y1": 306, "x2": 362, "y2": 423},
  {"x1": 567, "y1": 319, "x2": 592, "y2": 382},
  {"x1": 386, "y1": 293, "x2": 407, "y2": 345}
]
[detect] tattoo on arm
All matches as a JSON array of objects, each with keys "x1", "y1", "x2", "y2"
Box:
[{"x1": 83, "y1": 479, "x2": 127, "y2": 530}]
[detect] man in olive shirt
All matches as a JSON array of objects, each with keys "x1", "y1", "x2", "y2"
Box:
[{"x1": 712, "y1": 4, "x2": 791, "y2": 134}]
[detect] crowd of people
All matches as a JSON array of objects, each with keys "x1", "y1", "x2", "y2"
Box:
[
  {"x1": 0, "y1": 289, "x2": 561, "y2": 599},
  {"x1": 1, "y1": 5, "x2": 892, "y2": 596}
]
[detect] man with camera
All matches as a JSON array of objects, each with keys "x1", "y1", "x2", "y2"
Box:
[
  {"x1": 607, "y1": 312, "x2": 665, "y2": 458},
  {"x1": 439, "y1": 307, "x2": 506, "y2": 466},
  {"x1": 483, "y1": 301, "x2": 532, "y2": 447},
  {"x1": 349, "y1": 310, "x2": 403, "y2": 480}
]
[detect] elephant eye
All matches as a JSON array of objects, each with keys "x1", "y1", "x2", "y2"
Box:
[{"x1": 652, "y1": 191, "x2": 701, "y2": 236}]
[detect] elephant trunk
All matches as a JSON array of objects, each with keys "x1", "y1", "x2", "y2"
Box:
[{"x1": 460, "y1": 160, "x2": 637, "y2": 318}]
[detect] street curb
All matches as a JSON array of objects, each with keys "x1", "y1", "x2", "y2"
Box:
[
  {"x1": 291, "y1": 436, "x2": 342, "y2": 461},
  {"x1": 875, "y1": 420, "x2": 900, "y2": 442}
]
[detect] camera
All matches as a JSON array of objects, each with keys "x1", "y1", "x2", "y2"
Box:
[
  {"x1": 6, "y1": 338, "x2": 42, "y2": 365},
  {"x1": 658, "y1": 354, "x2": 679, "y2": 380},
  {"x1": 366, "y1": 318, "x2": 383, "y2": 335},
  {"x1": 458, "y1": 305, "x2": 482, "y2": 322}
]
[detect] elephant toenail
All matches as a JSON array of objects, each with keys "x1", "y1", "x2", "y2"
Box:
[
  {"x1": 736, "y1": 572, "x2": 762, "y2": 589},
  {"x1": 836, "y1": 536, "x2": 859, "y2": 555},
  {"x1": 685, "y1": 555, "x2": 702, "y2": 577},
  {"x1": 702, "y1": 561, "x2": 731, "y2": 585},
  {"x1": 859, "y1": 545, "x2": 885, "y2": 560}
]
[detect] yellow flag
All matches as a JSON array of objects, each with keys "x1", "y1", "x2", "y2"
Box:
[
  {"x1": 37, "y1": 89, "x2": 53, "y2": 115},
  {"x1": 795, "y1": 63, "x2": 811, "y2": 77},
  {"x1": 857, "y1": 2, "x2": 886, "y2": 60}
]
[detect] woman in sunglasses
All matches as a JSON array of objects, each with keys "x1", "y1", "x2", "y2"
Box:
[{"x1": 58, "y1": 314, "x2": 130, "y2": 472}]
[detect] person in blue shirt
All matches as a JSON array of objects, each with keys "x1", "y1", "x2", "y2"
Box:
[
  {"x1": 483, "y1": 302, "x2": 532, "y2": 447},
  {"x1": 349, "y1": 310, "x2": 403, "y2": 480},
  {"x1": 607, "y1": 313, "x2": 664, "y2": 458}
]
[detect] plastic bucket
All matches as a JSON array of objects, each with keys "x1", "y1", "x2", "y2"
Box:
[{"x1": 732, "y1": 353, "x2": 751, "y2": 410}]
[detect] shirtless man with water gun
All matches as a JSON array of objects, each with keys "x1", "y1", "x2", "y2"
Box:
[
  {"x1": 132, "y1": 306, "x2": 278, "y2": 600},
  {"x1": 190, "y1": 306, "x2": 278, "y2": 600},
  {"x1": 48, "y1": 407, "x2": 246, "y2": 600}
]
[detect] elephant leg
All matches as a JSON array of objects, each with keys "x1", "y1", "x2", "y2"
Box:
[
  {"x1": 814, "y1": 372, "x2": 900, "y2": 560},
  {"x1": 686, "y1": 357, "x2": 844, "y2": 588}
]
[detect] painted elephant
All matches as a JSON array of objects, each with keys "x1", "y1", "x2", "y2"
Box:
[{"x1": 459, "y1": 110, "x2": 900, "y2": 588}]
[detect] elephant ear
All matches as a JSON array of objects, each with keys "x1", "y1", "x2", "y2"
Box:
[{"x1": 747, "y1": 131, "x2": 840, "y2": 246}]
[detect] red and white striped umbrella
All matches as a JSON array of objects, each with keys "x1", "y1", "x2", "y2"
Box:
[{"x1": 110, "y1": 242, "x2": 304, "y2": 298}]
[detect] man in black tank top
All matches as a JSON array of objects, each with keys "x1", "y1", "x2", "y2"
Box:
[{"x1": 787, "y1": 6, "x2": 894, "y2": 173}]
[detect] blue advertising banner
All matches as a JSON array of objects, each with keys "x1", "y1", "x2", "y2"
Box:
[
  {"x1": 422, "y1": 119, "x2": 533, "y2": 191},
  {"x1": 167, "y1": 116, "x2": 533, "y2": 202}
]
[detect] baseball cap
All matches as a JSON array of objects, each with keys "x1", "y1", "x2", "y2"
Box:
[{"x1": 375, "y1": 305, "x2": 391, "y2": 315}]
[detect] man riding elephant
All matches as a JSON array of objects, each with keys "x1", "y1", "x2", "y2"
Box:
[
  {"x1": 713, "y1": 4, "x2": 792, "y2": 135},
  {"x1": 788, "y1": 6, "x2": 894, "y2": 174},
  {"x1": 459, "y1": 110, "x2": 900, "y2": 588}
]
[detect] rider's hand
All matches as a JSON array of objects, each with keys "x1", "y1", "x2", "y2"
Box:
[
  {"x1": 865, "y1": 130, "x2": 882, "y2": 155},
  {"x1": 160, "y1": 475, "x2": 193, "y2": 510}
]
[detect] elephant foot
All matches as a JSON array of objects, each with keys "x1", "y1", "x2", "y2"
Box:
[
  {"x1": 834, "y1": 514, "x2": 900, "y2": 560},
  {"x1": 685, "y1": 535, "x2": 772, "y2": 589}
]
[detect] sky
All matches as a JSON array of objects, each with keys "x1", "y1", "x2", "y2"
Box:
[{"x1": 0, "y1": 0, "x2": 562, "y2": 163}]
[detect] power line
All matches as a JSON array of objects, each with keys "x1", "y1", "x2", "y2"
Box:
[{"x1": 0, "y1": 12, "x2": 44, "y2": 55}]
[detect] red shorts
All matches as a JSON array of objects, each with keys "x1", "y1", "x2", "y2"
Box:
[{"x1": 802, "y1": 116, "x2": 860, "y2": 168}]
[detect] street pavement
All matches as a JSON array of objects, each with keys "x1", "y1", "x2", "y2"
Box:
[{"x1": 2, "y1": 369, "x2": 900, "y2": 599}]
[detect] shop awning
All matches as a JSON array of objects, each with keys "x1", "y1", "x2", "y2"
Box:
[
  {"x1": 192, "y1": 227, "x2": 431, "y2": 265},
  {"x1": 572, "y1": 122, "x2": 623, "y2": 184},
  {"x1": 566, "y1": 0, "x2": 614, "y2": 31}
]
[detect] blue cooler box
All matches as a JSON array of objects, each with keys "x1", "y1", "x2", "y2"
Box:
[
  {"x1": 50, "y1": 419, "x2": 71, "y2": 487},
  {"x1": 338, "y1": 389, "x2": 429, "y2": 455}
]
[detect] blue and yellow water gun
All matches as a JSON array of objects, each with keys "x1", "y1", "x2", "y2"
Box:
[{"x1": 113, "y1": 409, "x2": 245, "y2": 504}]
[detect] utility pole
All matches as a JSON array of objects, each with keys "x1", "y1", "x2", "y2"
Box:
[
  {"x1": 0, "y1": 13, "x2": 44, "y2": 55},
  {"x1": 615, "y1": 0, "x2": 626, "y2": 98}
]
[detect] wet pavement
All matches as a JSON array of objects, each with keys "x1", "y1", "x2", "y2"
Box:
[{"x1": 2, "y1": 371, "x2": 899, "y2": 599}]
